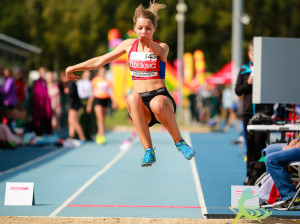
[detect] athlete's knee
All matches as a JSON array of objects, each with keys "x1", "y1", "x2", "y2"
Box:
[
  {"x1": 150, "y1": 98, "x2": 169, "y2": 115},
  {"x1": 126, "y1": 92, "x2": 142, "y2": 108}
]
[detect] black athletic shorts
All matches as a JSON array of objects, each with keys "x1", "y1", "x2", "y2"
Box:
[
  {"x1": 70, "y1": 100, "x2": 82, "y2": 110},
  {"x1": 129, "y1": 87, "x2": 176, "y2": 127},
  {"x1": 94, "y1": 97, "x2": 111, "y2": 107}
]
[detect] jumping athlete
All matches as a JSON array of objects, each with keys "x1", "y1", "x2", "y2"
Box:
[{"x1": 65, "y1": 0, "x2": 196, "y2": 167}]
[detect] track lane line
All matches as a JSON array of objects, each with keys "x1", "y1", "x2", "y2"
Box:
[
  {"x1": 67, "y1": 204, "x2": 201, "y2": 208},
  {"x1": 0, "y1": 148, "x2": 66, "y2": 175},
  {"x1": 184, "y1": 131, "x2": 208, "y2": 218},
  {"x1": 49, "y1": 137, "x2": 139, "y2": 217}
]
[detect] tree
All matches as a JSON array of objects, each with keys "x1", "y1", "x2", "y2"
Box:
[{"x1": 1, "y1": 0, "x2": 300, "y2": 72}]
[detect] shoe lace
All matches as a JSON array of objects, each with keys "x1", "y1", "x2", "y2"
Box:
[
  {"x1": 144, "y1": 147, "x2": 155, "y2": 158},
  {"x1": 145, "y1": 147, "x2": 155, "y2": 151},
  {"x1": 176, "y1": 141, "x2": 192, "y2": 152},
  {"x1": 176, "y1": 140, "x2": 187, "y2": 150}
]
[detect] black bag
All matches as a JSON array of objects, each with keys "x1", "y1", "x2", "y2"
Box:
[
  {"x1": 246, "y1": 161, "x2": 266, "y2": 185},
  {"x1": 249, "y1": 113, "x2": 273, "y2": 125}
]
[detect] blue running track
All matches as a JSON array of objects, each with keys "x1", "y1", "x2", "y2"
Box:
[{"x1": 0, "y1": 128, "x2": 299, "y2": 218}]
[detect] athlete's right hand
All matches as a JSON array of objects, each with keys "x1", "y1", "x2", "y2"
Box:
[
  {"x1": 65, "y1": 67, "x2": 80, "y2": 80},
  {"x1": 140, "y1": 34, "x2": 152, "y2": 47}
]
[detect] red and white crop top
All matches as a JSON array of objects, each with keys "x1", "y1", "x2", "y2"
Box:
[{"x1": 128, "y1": 39, "x2": 166, "y2": 80}]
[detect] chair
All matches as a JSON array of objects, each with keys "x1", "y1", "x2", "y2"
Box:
[
  {"x1": 287, "y1": 161, "x2": 300, "y2": 210},
  {"x1": 256, "y1": 161, "x2": 300, "y2": 210}
]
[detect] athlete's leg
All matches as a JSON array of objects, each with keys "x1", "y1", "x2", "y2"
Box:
[
  {"x1": 94, "y1": 105, "x2": 107, "y2": 136},
  {"x1": 150, "y1": 95, "x2": 195, "y2": 160},
  {"x1": 126, "y1": 92, "x2": 152, "y2": 149},
  {"x1": 149, "y1": 95, "x2": 182, "y2": 143}
]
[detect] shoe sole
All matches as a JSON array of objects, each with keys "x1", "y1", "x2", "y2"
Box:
[
  {"x1": 141, "y1": 161, "x2": 156, "y2": 167},
  {"x1": 273, "y1": 203, "x2": 300, "y2": 210},
  {"x1": 273, "y1": 207, "x2": 289, "y2": 211},
  {"x1": 186, "y1": 151, "x2": 196, "y2": 160},
  {"x1": 260, "y1": 203, "x2": 273, "y2": 208},
  {"x1": 290, "y1": 206, "x2": 300, "y2": 211}
]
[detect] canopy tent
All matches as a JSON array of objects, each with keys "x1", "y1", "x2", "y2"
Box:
[{"x1": 205, "y1": 61, "x2": 232, "y2": 85}]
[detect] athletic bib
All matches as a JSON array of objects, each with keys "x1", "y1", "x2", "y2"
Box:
[{"x1": 128, "y1": 39, "x2": 166, "y2": 80}]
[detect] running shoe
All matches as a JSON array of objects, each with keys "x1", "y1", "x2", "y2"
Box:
[
  {"x1": 175, "y1": 140, "x2": 196, "y2": 160},
  {"x1": 260, "y1": 200, "x2": 281, "y2": 208},
  {"x1": 259, "y1": 201, "x2": 273, "y2": 208},
  {"x1": 101, "y1": 136, "x2": 106, "y2": 144},
  {"x1": 141, "y1": 148, "x2": 156, "y2": 167},
  {"x1": 273, "y1": 197, "x2": 300, "y2": 211},
  {"x1": 260, "y1": 197, "x2": 282, "y2": 208},
  {"x1": 96, "y1": 135, "x2": 106, "y2": 145}
]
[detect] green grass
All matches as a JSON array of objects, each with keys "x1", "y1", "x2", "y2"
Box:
[
  {"x1": 105, "y1": 109, "x2": 133, "y2": 128},
  {"x1": 104, "y1": 109, "x2": 210, "y2": 132}
]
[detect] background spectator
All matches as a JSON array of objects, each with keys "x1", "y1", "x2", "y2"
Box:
[
  {"x1": 77, "y1": 70, "x2": 96, "y2": 140},
  {"x1": 235, "y1": 40, "x2": 274, "y2": 185},
  {"x1": 86, "y1": 67, "x2": 116, "y2": 145},
  {"x1": 66, "y1": 78, "x2": 86, "y2": 143},
  {"x1": 46, "y1": 71, "x2": 62, "y2": 130},
  {"x1": 32, "y1": 67, "x2": 53, "y2": 136}
]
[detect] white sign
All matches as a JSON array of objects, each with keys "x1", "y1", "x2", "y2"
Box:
[
  {"x1": 4, "y1": 182, "x2": 35, "y2": 206},
  {"x1": 231, "y1": 185, "x2": 259, "y2": 208}
]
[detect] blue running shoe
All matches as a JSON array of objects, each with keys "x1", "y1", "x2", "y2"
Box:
[
  {"x1": 141, "y1": 148, "x2": 156, "y2": 167},
  {"x1": 176, "y1": 140, "x2": 195, "y2": 160}
]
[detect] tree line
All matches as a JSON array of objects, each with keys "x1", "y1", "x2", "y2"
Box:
[{"x1": 1, "y1": 0, "x2": 300, "y2": 72}]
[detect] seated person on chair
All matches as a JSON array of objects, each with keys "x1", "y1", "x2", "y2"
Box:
[{"x1": 264, "y1": 138, "x2": 300, "y2": 210}]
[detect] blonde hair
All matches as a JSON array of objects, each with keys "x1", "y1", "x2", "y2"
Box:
[{"x1": 133, "y1": 1, "x2": 166, "y2": 28}]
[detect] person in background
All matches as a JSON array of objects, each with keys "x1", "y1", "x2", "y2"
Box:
[
  {"x1": 0, "y1": 111, "x2": 23, "y2": 148},
  {"x1": 0, "y1": 68, "x2": 4, "y2": 119},
  {"x1": 264, "y1": 138, "x2": 300, "y2": 210},
  {"x1": 76, "y1": 70, "x2": 96, "y2": 140},
  {"x1": 0, "y1": 68, "x2": 16, "y2": 111},
  {"x1": 0, "y1": 67, "x2": 17, "y2": 131},
  {"x1": 222, "y1": 83, "x2": 235, "y2": 132},
  {"x1": 32, "y1": 67, "x2": 53, "y2": 136},
  {"x1": 86, "y1": 67, "x2": 116, "y2": 145},
  {"x1": 77, "y1": 70, "x2": 92, "y2": 100},
  {"x1": 46, "y1": 71, "x2": 61, "y2": 130},
  {"x1": 59, "y1": 71, "x2": 70, "y2": 128},
  {"x1": 235, "y1": 40, "x2": 274, "y2": 185},
  {"x1": 13, "y1": 67, "x2": 25, "y2": 110},
  {"x1": 230, "y1": 96, "x2": 245, "y2": 146},
  {"x1": 66, "y1": 77, "x2": 86, "y2": 143}
]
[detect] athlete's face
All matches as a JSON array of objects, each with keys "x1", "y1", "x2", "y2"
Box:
[{"x1": 134, "y1": 17, "x2": 155, "y2": 39}]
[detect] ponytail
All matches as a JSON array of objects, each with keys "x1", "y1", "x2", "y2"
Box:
[{"x1": 133, "y1": 1, "x2": 166, "y2": 28}]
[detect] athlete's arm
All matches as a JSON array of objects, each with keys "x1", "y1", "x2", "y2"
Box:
[
  {"x1": 66, "y1": 39, "x2": 135, "y2": 80},
  {"x1": 140, "y1": 35, "x2": 169, "y2": 62}
]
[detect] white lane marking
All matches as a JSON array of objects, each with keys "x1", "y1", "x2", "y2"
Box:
[
  {"x1": 0, "y1": 148, "x2": 66, "y2": 175},
  {"x1": 184, "y1": 132, "x2": 208, "y2": 218},
  {"x1": 49, "y1": 137, "x2": 139, "y2": 217}
]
